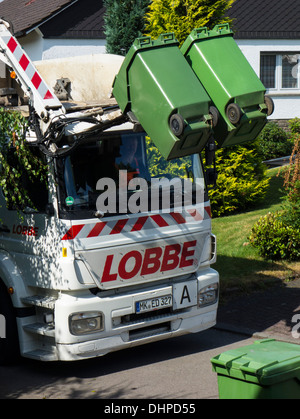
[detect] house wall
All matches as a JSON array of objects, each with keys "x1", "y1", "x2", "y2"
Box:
[
  {"x1": 237, "y1": 39, "x2": 300, "y2": 121},
  {"x1": 19, "y1": 29, "x2": 107, "y2": 62},
  {"x1": 42, "y1": 39, "x2": 106, "y2": 59}
]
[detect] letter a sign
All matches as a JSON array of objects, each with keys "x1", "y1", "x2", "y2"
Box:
[
  {"x1": 173, "y1": 281, "x2": 197, "y2": 310},
  {"x1": 180, "y1": 285, "x2": 191, "y2": 304}
]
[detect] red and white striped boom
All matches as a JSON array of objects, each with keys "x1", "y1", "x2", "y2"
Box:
[{"x1": 0, "y1": 19, "x2": 65, "y2": 127}]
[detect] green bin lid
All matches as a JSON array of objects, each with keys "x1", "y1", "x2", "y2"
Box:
[
  {"x1": 181, "y1": 23, "x2": 233, "y2": 56},
  {"x1": 211, "y1": 339, "x2": 300, "y2": 385}
]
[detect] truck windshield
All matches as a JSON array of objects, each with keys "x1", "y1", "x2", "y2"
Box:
[{"x1": 57, "y1": 131, "x2": 205, "y2": 219}]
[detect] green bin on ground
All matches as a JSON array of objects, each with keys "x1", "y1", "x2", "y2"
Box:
[
  {"x1": 112, "y1": 34, "x2": 213, "y2": 160},
  {"x1": 211, "y1": 339, "x2": 300, "y2": 399},
  {"x1": 181, "y1": 24, "x2": 273, "y2": 149}
]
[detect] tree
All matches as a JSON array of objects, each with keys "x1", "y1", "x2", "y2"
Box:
[
  {"x1": 0, "y1": 109, "x2": 48, "y2": 213},
  {"x1": 145, "y1": 0, "x2": 236, "y2": 46},
  {"x1": 104, "y1": 0, "x2": 151, "y2": 56},
  {"x1": 207, "y1": 144, "x2": 269, "y2": 217}
]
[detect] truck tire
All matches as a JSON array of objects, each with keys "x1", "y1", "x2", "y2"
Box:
[{"x1": 0, "y1": 281, "x2": 20, "y2": 365}]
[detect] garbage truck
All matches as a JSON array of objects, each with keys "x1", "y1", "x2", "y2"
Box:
[{"x1": 0, "y1": 20, "x2": 271, "y2": 362}]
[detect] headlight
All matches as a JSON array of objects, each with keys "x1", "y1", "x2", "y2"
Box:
[
  {"x1": 198, "y1": 283, "x2": 218, "y2": 307},
  {"x1": 69, "y1": 312, "x2": 104, "y2": 336}
]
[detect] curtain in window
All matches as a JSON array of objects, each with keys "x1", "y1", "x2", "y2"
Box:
[
  {"x1": 282, "y1": 54, "x2": 299, "y2": 88},
  {"x1": 260, "y1": 55, "x2": 276, "y2": 88}
]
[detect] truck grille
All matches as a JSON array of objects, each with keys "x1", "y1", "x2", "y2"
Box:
[
  {"x1": 121, "y1": 307, "x2": 172, "y2": 325},
  {"x1": 129, "y1": 322, "x2": 171, "y2": 341}
]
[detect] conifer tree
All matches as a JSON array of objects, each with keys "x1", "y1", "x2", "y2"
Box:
[
  {"x1": 145, "y1": 0, "x2": 236, "y2": 46},
  {"x1": 104, "y1": 0, "x2": 151, "y2": 55}
]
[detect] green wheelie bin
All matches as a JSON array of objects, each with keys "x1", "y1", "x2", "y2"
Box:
[
  {"x1": 181, "y1": 24, "x2": 274, "y2": 149},
  {"x1": 211, "y1": 339, "x2": 300, "y2": 399},
  {"x1": 112, "y1": 34, "x2": 214, "y2": 160}
]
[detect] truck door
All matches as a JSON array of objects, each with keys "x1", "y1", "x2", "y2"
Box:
[{"x1": 0, "y1": 149, "x2": 62, "y2": 289}]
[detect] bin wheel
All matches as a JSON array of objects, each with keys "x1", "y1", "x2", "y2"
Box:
[
  {"x1": 226, "y1": 103, "x2": 242, "y2": 125},
  {"x1": 170, "y1": 114, "x2": 185, "y2": 137},
  {"x1": 264, "y1": 95, "x2": 274, "y2": 116},
  {"x1": 209, "y1": 106, "x2": 220, "y2": 127}
]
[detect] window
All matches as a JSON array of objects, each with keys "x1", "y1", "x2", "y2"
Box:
[
  {"x1": 260, "y1": 53, "x2": 300, "y2": 91},
  {"x1": 282, "y1": 55, "x2": 299, "y2": 88},
  {"x1": 260, "y1": 55, "x2": 276, "y2": 88},
  {"x1": 59, "y1": 132, "x2": 205, "y2": 219}
]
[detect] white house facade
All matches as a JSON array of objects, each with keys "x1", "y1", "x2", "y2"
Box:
[
  {"x1": 229, "y1": 0, "x2": 300, "y2": 124},
  {"x1": 20, "y1": 29, "x2": 106, "y2": 62},
  {"x1": 237, "y1": 39, "x2": 300, "y2": 121},
  {"x1": 0, "y1": 0, "x2": 107, "y2": 61}
]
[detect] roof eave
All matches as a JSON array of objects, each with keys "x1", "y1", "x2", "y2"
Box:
[
  {"x1": 234, "y1": 31, "x2": 300, "y2": 40},
  {"x1": 15, "y1": 0, "x2": 79, "y2": 37}
]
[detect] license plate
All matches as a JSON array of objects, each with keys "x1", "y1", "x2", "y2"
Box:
[{"x1": 136, "y1": 295, "x2": 172, "y2": 314}]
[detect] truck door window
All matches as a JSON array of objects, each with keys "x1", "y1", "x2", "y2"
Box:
[{"x1": 3, "y1": 147, "x2": 48, "y2": 213}]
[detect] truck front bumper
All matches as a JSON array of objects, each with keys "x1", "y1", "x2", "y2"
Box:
[{"x1": 54, "y1": 268, "x2": 219, "y2": 361}]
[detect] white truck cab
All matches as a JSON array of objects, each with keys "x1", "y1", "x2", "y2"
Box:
[{"x1": 0, "y1": 121, "x2": 218, "y2": 362}]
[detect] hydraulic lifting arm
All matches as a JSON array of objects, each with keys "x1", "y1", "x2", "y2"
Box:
[
  {"x1": 0, "y1": 19, "x2": 127, "y2": 156},
  {"x1": 0, "y1": 20, "x2": 64, "y2": 125}
]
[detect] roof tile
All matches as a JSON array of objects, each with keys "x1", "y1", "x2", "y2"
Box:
[
  {"x1": 0, "y1": 0, "x2": 77, "y2": 35},
  {"x1": 228, "y1": 0, "x2": 300, "y2": 39}
]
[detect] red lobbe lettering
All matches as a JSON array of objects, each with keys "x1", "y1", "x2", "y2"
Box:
[{"x1": 101, "y1": 240, "x2": 197, "y2": 283}]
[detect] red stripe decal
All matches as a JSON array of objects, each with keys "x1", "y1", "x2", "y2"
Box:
[
  {"x1": 170, "y1": 212, "x2": 186, "y2": 224},
  {"x1": 205, "y1": 206, "x2": 212, "y2": 218},
  {"x1": 131, "y1": 216, "x2": 148, "y2": 232},
  {"x1": 62, "y1": 225, "x2": 84, "y2": 241},
  {"x1": 19, "y1": 54, "x2": 29, "y2": 70},
  {"x1": 87, "y1": 222, "x2": 106, "y2": 238},
  {"x1": 44, "y1": 90, "x2": 54, "y2": 100},
  {"x1": 7, "y1": 37, "x2": 17, "y2": 53},
  {"x1": 151, "y1": 214, "x2": 169, "y2": 227},
  {"x1": 110, "y1": 219, "x2": 128, "y2": 235},
  {"x1": 31, "y1": 72, "x2": 42, "y2": 89}
]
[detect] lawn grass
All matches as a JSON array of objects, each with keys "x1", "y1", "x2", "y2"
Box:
[{"x1": 211, "y1": 166, "x2": 300, "y2": 299}]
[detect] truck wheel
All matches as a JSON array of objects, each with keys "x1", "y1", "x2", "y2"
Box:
[
  {"x1": 0, "y1": 281, "x2": 20, "y2": 365},
  {"x1": 264, "y1": 95, "x2": 274, "y2": 116},
  {"x1": 170, "y1": 114, "x2": 185, "y2": 137},
  {"x1": 226, "y1": 103, "x2": 242, "y2": 125}
]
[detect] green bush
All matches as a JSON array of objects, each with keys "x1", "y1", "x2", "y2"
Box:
[
  {"x1": 145, "y1": 0, "x2": 235, "y2": 46},
  {"x1": 288, "y1": 117, "x2": 300, "y2": 134},
  {"x1": 256, "y1": 122, "x2": 293, "y2": 161},
  {"x1": 280, "y1": 137, "x2": 300, "y2": 229},
  {"x1": 249, "y1": 137, "x2": 300, "y2": 261},
  {"x1": 249, "y1": 212, "x2": 300, "y2": 261},
  {"x1": 209, "y1": 145, "x2": 269, "y2": 217}
]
